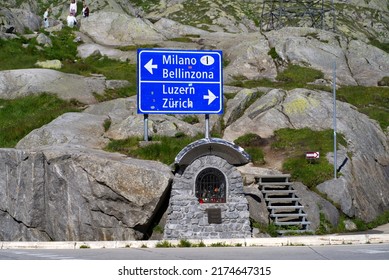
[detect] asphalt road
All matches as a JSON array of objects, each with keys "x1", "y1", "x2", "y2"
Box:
[{"x1": 1, "y1": 243, "x2": 389, "y2": 260}]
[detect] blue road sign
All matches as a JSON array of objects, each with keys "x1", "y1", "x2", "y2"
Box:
[{"x1": 137, "y1": 49, "x2": 223, "y2": 114}]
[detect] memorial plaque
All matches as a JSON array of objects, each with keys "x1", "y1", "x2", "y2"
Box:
[{"x1": 207, "y1": 208, "x2": 222, "y2": 224}]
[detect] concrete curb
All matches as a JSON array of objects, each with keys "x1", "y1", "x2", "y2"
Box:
[{"x1": 1, "y1": 234, "x2": 389, "y2": 249}]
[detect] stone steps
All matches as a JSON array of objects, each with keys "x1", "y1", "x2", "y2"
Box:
[{"x1": 255, "y1": 174, "x2": 311, "y2": 235}]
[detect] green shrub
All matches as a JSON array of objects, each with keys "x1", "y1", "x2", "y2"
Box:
[
  {"x1": 234, "y1": 133, "x2": 266, "y2": 165},
  {"x1": 234, "y1": 133, "x2": 263, "y2": 147},
  {"x1": 178, "y1": 239, "x2": 192, "y2": 247},
  {"x1": 210, "y1": 242, "x2": 228, "y2": 247},
  {"x1": 156, "y1": 240, "x2": 174, "y2": 248},
  {"x1": 244, "y1": 147, "x2": 265, "y2": 165},
  {"x1": 182, "y1": 115, "x2": 200, "y2": 124},
  {"x1": 268, "y1": 47, "x2": 280, "y2": 60},
  {"x1": 276, "y1": 64, "x2": 324, "y2": 89},
  {"x1": 103, "y1": 118, "x2": 112, "y2": 132},
  {"x1": 153, "y1": 224, "x2": 164, "y2": 234},
  {"x1": 378, "y1": 76, "x2": 389, "y2": 86},
  {"x1": 369, "y1": 38, "x2": 389, "y2": 53}
]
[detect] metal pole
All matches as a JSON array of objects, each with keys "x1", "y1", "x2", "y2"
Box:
[
  {"x1": 144, "y1": 114, "x2": 149, "y2": 141},
  {"x1": 333, "y1": 61, "x2": 337, "y2": 179},
  {"x1": 332, "y1": 0, "x2": 336, "y2": 32},
  {"x1": 205, "y1": 114, "x2": 210, "y2": 139}
]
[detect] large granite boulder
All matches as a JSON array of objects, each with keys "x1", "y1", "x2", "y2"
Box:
[
  {"x1": 0, "y1": 69, "x2": 130, "y2": 105},
  {"x1": 80, "y1": 11, "x2": 165, "y2": 46},
  {"x1": 0, "y1": 147, "x2": 173, "y2": 241}
]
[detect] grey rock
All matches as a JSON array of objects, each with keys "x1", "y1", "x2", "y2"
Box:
[
  {"x1": 80, "y1": 11, "x2": 165, "y2": 46},
  {"x1": 153, "y1": 18, "x2": 209, "y2": 39},
  {"x1": 35, "y1": 59, "x2": 62, "y2": 69},
  {"x1": 0, "y1": 7, "x2": 25, "y2": 34},
  {"x1": 16, "y1": 113, "x2": 110, "y2": 150},
  {"x1": 84, "y1": 97, "x2": 136, "y2": 125},
  {"x1": 223, "y1": 33, "x2": 278, "y2": 83},
  {"x1": 77, "y1": 43, "x2": 135, "y2": 62},
  {"x1": 224, "y1": 88, "x2": 268, "y2": 127},
  {"x1": 317, "y1": 176, "x2": 355, "y2": 217},
  {"x1": 346, "y1": 39, "x2": 389, "y2": 86},
  {"x1": 243, "y1": 183, "x2": 269, "y2": 227},
  {"x1": 85, "y1": 97, "x2": 204, "y2": 139},
  {"x1": 225, "y1": 88, "x2": 389, "y2": 222},
  {"x1": 36, "y1": 33, "x2": 52, "y2": 46},
  {"x1": 293, "y1": 182, "x2": 340, "y2": 230},
  {"x1": 0, "y1": 69, "x2": 129, "y2": 105},
  {"x1": 343, "y1": 219, "x2": 358, "y2": 232},
  {"x1": 0, "y1": 147, "x2": 173, "y2": 241}
]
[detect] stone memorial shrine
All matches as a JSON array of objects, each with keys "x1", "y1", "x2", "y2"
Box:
[{"x1": 163, "y1": 138, "x2": 252, "y2": 239}]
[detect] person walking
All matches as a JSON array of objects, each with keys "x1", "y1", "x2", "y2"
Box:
[
  {"x1": 82, "y1": 1, "x2": 89, "y2": 18},
  {"x1": 43, "y1": 8, "x2": 50, "y2": 28},
  {"x1": 67, "y1": 12, "x2": 77, "y2": 28},
  {"x1": 70, "y1": 0, "x2": 77, "y2": 15}
]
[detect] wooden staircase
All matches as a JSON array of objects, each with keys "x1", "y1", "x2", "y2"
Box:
[{"x1": 255, "y1": 174, "x2": 311, "y2": 235}]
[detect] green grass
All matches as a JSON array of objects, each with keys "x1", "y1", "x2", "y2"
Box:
[
  {"x1": 272, "y1": 128, "x2": 347, "y2": 188},
  {"x1": 0, "y1": 37, "x2": 41, "y2": 70},
  {"x1": 0, "y1": 94, "x2": 82, "y2": 147},
  {"x1": 105, "y1": 134, "x2": 202, "y2": 165},
  {"x1": 336, "y1": 86, "x2": 389, "y2": 130},
  {"x1": 155, "y1": 240, "x2": 174, "y2": 248},
  {"x1": 233, "y1": 133, "x2": 265, "y2": 165},
  {"x1": 228, "y1": 64, "x2": 324, "y2": 90},
  {"x1": 0, "y1": 27, "x2": 80, "y2": 71},
  {"x1": 177, "y1": 239, "x2": 192, "y2": 247},
  {"x1": 369, "y1": 38, "x2": 389, "y2": 53},
  {"x1": 317, "y1": 210, "x2": 389, "y2": 235},
  {"x1": 181, "y1": 115, "x2": 200, "y2": 125},
  {"x1": 275, "y1": 64, "x2": 324, "y2": 89},
  {"x1": 0, "y1": 28, "x2": 136, "y2": 83},
  {"x1": 128, "y1": 0, "x2": 160, "y2": 13}
]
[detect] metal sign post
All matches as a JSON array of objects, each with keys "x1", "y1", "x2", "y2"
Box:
[
  {"x1": 205, "y1": 114, "x2": 210, "y2": 139},
  {"x1": 333, "y1": 61, "x2": 337, "y2": 179},
  {"x1": 143, "y1": 114, "x2": 149, "y2": 141}
]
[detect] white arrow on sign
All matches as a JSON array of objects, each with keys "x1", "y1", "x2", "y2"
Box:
[
  {"x1": 144, "y1": 59, "x2": 158, "y2": 74},
  {"x1": 306, "y1": 152, "x2": 320, "y2": 159},
  {"x1": 203, "y1": 90, "x2": 217, "y2": 105}
]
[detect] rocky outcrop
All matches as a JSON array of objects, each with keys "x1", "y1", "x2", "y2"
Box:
[
  {"x1": 0, "y1": 147, "x2": 173, "y2": 241},
  {"x1": 224, "y1": 88, "x2": 389, "y2": 222},
  {"x1": 0, "y1": 69, "x2": 130, "y2": 104},
  {"x1": 16, "y1": 113, "x2": 110, "y2": 150},
  {"x1": 80, "y1": 11, "x2": 165, "y2": 46}
]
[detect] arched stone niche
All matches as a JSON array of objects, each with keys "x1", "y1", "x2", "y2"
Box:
[{"x1": 163, "y1": 155, "x2": 251, "y2": 240}]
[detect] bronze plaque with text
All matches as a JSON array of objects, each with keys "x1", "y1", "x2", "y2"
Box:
[{"x1": 207, "y1": 208, "x2": 222, "y2": 224}]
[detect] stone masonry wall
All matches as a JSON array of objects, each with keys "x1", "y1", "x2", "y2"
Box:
[{"x1": 164, "y1": 155, "x2": 252, "y2": 239}]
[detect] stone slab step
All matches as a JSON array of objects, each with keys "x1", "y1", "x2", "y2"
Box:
[
  {"x1": 259, "y1": 182, "x2": 292, "y2": 187},
  {"x1": 277, "y1": 229, "x2": 314, "y2": 234},
  {"x1": 262, "y1": 190, "x2": 296, "y2": 195},
  {"x1": 270, "y1": 213, "x2": 307, "y2": 218},
  {"x1": 268, "y1": 205, "x2": 304, "y2": 210},
  {"x1": 275, "y1": 221, "x2": 311, "y2": 226},
  {"x1": 266, "y1": 197, "x2": 301, "y2": 202}
]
